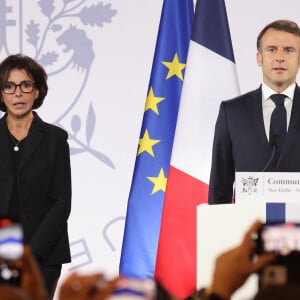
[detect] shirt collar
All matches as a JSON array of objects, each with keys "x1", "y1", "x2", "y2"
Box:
[{"x1": 262, "y1": 82, "x2": 296, "y2": 102}]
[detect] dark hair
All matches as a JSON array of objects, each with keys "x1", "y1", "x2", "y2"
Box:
[
  {"x1": 0, "y1": 54, "x2": 48, "y2": 112},
  {"x1": 257, "y1": 20, "x2": 300, "y2": 51}
]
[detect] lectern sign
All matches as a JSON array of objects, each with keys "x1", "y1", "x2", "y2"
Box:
[{"x1": 235, "y1": 172, "x2": 300, "y2": 203}]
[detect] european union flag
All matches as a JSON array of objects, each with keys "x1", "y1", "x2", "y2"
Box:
[{"x1": 120, "y1": 0, "x2": 194, "y2": 280}]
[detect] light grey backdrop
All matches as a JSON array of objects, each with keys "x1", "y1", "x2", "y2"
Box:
[{"x1": 1, "y1": 1, "x2": 300, "y2": 297}]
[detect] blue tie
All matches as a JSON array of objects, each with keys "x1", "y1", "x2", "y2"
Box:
[{"x1": 269, "y1": 94, "x2": 287, "y2": 161}]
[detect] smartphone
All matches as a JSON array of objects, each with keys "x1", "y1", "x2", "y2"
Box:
[
  {"x1": 0, "y1": 218, "x2": 23, "y2": 285},
  {"x1": 256, "y1": 223, "x2": 300, "y2": 255},
  {"x1": 256, "y1": 223, "x2": 300, "y2": 288}
]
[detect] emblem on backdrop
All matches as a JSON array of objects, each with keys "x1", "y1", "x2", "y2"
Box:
[{"x1": 0, "y1": 0, "x2": 116, "y2": 168}]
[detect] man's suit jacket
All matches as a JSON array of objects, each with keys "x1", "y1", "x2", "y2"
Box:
[
  {"x1": 0, "y1": 112, "x2": 71, "y2": 264},
  {"x1": 208, "y1": 85, "x2": 300, "y2": 204}
]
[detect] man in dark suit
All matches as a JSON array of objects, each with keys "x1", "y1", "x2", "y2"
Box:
[{"x1": 208, "y1": 20, "x2": 300, "y2": 204}]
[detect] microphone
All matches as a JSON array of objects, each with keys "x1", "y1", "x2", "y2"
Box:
[{"x1": 262, "y1": 135, "x2": 278, "y2": 172}]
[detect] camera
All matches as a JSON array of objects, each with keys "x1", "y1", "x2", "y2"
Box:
[
  {"x1": 0, "y1": 217, "x2": 23, "y2": 286},
  {"x1": 255, "y1": 223, "x2": 300, "y2": 288}
]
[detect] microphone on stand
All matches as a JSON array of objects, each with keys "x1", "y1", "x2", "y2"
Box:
[{"x1": 262, "y1": 135, "x2": 278, "y2": 172}]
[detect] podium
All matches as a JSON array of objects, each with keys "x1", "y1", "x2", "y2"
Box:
[
  {"x1": 196, "y1": 202, "x2": 300, "y2": 300},
  {"x1": 235, "y1": 172, "x2": 300, "y2": 203}
]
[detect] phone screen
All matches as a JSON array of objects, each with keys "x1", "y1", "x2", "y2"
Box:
[
  {"x1": 259, "y1": 223, "x2": 300, "y2": 255},
  {"x1": 0, "y1": 218, "x2": 23, "y2": 285},
  {"x1": 0, "y1": 218, "x2": 23, "y2": 260}
]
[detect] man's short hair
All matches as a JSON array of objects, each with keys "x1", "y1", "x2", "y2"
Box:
[{"x1": 257, "y1": 20, "x2": 300, "y2": 51}]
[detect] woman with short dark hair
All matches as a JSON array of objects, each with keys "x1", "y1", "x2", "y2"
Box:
[{"x1": 0, "y1": 54, "x2": 72, "y2": 298}]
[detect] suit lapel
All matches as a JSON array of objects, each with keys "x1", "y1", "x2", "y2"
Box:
[
  {"x1": 286, "y1": 85, "x2": 300, "y2": 133},
  {"x1": 278, "y1": 85, "x2": 300, "y2": 165},
  {"x1": 0, "y1": 116, "x2": 15, "y2": 211},
  {"x1": 248, "y1": 87, "x2": 269, "y2": 145},
  {"x1": 0, "y1": 115, "x2": 14, "y2": 172},
  {"x1": 18, "y1": 114, "x2": 45, "y2": 171}
]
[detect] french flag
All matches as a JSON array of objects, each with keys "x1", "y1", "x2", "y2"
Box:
[{"x1": 155, "y1": 0, "x2": 240, "y2": 298}]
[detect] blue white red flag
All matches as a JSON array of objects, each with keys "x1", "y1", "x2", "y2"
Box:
[{"x1": 155, "y1": 0, "x2": 240, "y2": 298}]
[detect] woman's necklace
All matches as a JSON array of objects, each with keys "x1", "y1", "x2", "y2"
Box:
[
  {"x1": 10, "y1": 135, "x2": 20, "y2": 152},
  {"x1": 7, "y1": 114, "x2": 33, "y2": 152}
]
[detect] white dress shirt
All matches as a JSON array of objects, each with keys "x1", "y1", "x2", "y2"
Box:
[{"x1": 262, "y1": 82, "x2": 295, "y2": 141}]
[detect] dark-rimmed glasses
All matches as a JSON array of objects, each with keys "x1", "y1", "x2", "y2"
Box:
[{"x1": 1, "y1": 80, "x2": 36, "y2": 94}]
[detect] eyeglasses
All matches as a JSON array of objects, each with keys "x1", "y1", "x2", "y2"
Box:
[{"x1": 1, "y1": 80, "x2": 36, "y2": 94}]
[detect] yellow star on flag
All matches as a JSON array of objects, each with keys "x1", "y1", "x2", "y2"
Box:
[
  {"x1": 138, "y1": 129, "x2": 160, "y2": 157},
  {"x1": 162, "y1": 53, "x2": 186, "y2": 80},
  {"x1": 147, "y1": 168, "x2": 168, "y2": 195},
  {"x1": 145, "y1": 87, "x2": 165, "y2": 115}
]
